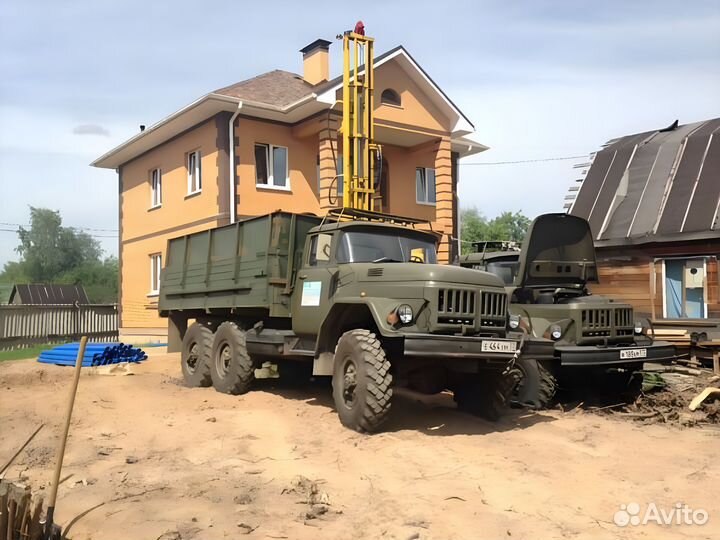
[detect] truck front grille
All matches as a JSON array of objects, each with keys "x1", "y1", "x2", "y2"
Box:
[
  {"x1": 435, "y1": 288, "x2": 507, "y2": 329},
  {"x1": 581, "y1": 307, "x2": 633, "y2": 341},
  {"x1": 437, "y1": 288, "x2": 475, "y2": 325},
  {"x1": 479, "y1": 291, "x2": 507, "y2": 327}
]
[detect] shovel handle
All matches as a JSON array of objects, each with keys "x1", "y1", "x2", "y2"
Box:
[{"x1": 46, "y1": 336, "x2": 88, "y2": 538}]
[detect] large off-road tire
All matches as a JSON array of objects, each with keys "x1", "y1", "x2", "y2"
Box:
[
  {"x1": 332, "y1": 330, "x2": 393, "y2": 433},
  {"x1": 454, "y1": 368, "x2": 522, "y2": 421},
  {"x1": 209, "y1": 321, "x2": 255, "y2": 395},
  {"x1": 513, "y1": 358, "x2": 558, "y2": 409},
  {"x1": 181, "y1": 323, "x2": 213, "y2": 387}
]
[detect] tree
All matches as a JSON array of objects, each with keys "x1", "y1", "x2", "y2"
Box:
[
  {"x1": 15, "y1": 207, "x2": 102, "y2": 282},
  {"x1": 0, "y1": 207, "x2": 118, "y2": 303},
  {"x1": 460, "y1": 207, "x2": 531, "y2": 254}
]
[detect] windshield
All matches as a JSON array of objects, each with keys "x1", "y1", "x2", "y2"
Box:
[
  {"x1": 486, "y1": 261, "x2": 520, "y2": 285},
  {"x1": 336, "y1": 230, "x2": 438, "y2": 264}
]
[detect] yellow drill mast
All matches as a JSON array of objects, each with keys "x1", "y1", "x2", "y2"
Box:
[{"x1": 341, "y1": 27, "x2": 379, "y2": 211}]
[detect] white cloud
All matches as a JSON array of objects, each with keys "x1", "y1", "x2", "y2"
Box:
[{"x1": 73, "y1": 124, "x2": 110, "y2": 136}]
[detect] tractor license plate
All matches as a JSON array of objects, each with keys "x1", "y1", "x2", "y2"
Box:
[
  {"x1": 620, "y1": 348, "x2": 647, "y2": 359},
  {"x1": 481, "y1": 340, "x2": 517, "y2": 353}
]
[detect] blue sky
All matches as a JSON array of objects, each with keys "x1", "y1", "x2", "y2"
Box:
[{"x1": 1, "y1": 0, "x2": 718, "y2": 266}]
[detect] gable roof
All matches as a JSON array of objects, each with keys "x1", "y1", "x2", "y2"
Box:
[
  {"x1": 92, "y1": 45, "x2": 481, "y2": 170},
  {"x1": 9, "y1": 284, "x2": 90, "y2": 305},
  {"x1": 315, "y1": 46, "x2": 475, "y2": 134},
  {"x1": 569, "y1": 117, "x2": 720, "y2": 247},
  {"x1": 214, "y1": 69, "x2": 317, "y2": 109}
]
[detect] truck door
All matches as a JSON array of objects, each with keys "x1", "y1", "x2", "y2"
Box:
[{"x1": 291, "y1": 232, "x2": 337, "y2": 336}]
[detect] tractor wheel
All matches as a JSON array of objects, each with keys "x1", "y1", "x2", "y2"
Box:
[
  {"x1": 180, "y1": 323, "x2": 213, "y2": 387},
  {"x1": 332, "y1": 330, "x2": 393, "y2": 433},
  {"x1": 454, "y1": 368, "x2": 522, "y2": 421},
  {"x1": 209, "y1": 322, "x2": 255, "y2": 395},
  {"x1": 513, "y1": 358, "x2": 558, "y2": 409}
]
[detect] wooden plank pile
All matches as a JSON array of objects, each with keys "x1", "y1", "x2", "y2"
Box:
[
  {"x1": 649, "y1": 327, "x2": 720, "y2": 374},
  {"x1": 0, "y1": 480, "x2": 44, "y2": 540},
  {"x1": 649, "y1": 327, "x2": 692, "y2": 345}
]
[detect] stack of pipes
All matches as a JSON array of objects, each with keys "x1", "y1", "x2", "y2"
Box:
[{"x1": 37, "y1": 342, "x2": 148, "y2": 366}]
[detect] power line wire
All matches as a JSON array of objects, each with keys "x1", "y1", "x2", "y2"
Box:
[
  {"x1": 461, "y1": 155, "x2": 587, "y2": 166},
  {"x1": 0, "y1": 222, "x2": 118, "y2": 234},
  {"x1": 0, "y1": 228, "x2": 117, "y2": 238}
]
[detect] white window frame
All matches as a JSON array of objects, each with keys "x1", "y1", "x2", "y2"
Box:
[
  {"x1": 149, "y1": 253, "x2": 162, "y2": 296},
  {"x1": 416, "y1": 167, "x2": 436, "y2": 206},
  {"x1": 187, "y1": 150, "x2": 202, "y2": 195},
  {"x1": 255, "y1": 143, "x2": 290, "y2": 191},
  {"x1": 150, "y1": 168, "x2": 162, "y2": 208},
  {"x1": 380, "y1": 88, "x2": 402, "y2": 107}
]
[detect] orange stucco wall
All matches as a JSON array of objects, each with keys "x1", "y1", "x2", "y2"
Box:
[
  {"x1": 374, "y1": 59, "x2": 452, "y2": 133},
  {"x1": 235, "y1": 117, "x2": 321, "y2": 217},
  {"x1": 381, "y1": 143, "x2": 437, "y2": 222},
  {"x1": 121, "y1": 119, "x2": 224, "y2": 240},
  {"x1": 119, "y1": 118, "x2": 226, "y2": 331},
  {"x1": 120, "y1": 221, "x2": 225, "y2": 331}
]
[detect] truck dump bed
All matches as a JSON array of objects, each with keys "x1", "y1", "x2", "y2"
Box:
[{"x1": 159, "y1": 212, "x2": 322, "y2": 317}]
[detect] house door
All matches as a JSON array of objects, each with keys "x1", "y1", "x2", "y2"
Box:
[{"x1": 664, "y1": 258, "x2": 706, "y2": 318}]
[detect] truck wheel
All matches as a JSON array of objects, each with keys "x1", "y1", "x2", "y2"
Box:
[
  {"x1": 210, "y1": 322, "x2": 255, "y2": 395},
  {"x1": 454, "y1": 368, "x2": 522, "y2": 421},
  {"x1": 513, "y1": 358, "x2": 558, "y2": 409},
  {"x1": 181, "y1": 323, "x2": 213, "y2": 387},
  {"x1": 332, "y1": 330, "x2": 393, "y2": 433}
]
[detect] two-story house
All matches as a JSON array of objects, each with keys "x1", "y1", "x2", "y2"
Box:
[{"x1": 93, "y1": 38, "x2": 486, "y2": 342}]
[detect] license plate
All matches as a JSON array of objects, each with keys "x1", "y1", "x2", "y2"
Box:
[
  {"x1": 620, "y1": 348, "x2": 647, "y2": 359},
  {"x1": 481, "y1": 340, "x2": 517, "y2": 353}
]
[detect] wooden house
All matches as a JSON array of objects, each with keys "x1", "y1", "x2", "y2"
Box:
[{"x1": 567, "y1": 118, "x2": 719, "y2": 330}]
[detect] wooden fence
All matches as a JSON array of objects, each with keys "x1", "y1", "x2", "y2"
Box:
[{"x1": 0, "y1": 304, "x2": 118, "y2": 351}]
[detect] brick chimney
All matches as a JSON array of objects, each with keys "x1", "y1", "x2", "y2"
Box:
[{"x1": 300, "y1": 39, "x2": 331, "y2": 85}]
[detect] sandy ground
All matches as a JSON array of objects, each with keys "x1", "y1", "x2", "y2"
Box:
[{"x1": 1, "y1": 350, "x2": 719, "y2": 540}]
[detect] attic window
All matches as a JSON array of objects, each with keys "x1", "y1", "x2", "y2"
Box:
[{"x1": 381, "y1": 89, "x2": 401, "y2": 107}]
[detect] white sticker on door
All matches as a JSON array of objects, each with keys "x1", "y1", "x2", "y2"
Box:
[{"x1": 301, "y1": 281, "x2": 322, "y2": 306}]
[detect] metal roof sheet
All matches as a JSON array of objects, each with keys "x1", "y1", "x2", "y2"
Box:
[
  {"x1": 569, "y1": 118, "x2": 720, "y2": 246},
  {"x1": 9, "y1": 284, "x2": 90, "y2": 305}
]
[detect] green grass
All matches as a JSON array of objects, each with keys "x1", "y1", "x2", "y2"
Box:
[{"x1": 0, "y1": 344, "x2": 59, "y2": 362}]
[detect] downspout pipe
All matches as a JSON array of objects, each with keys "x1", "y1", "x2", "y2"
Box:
[{"x1": 228, "y1": 103, "x2": 242, "y2": 224}]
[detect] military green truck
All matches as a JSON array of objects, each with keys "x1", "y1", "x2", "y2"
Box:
[
  {"x1": 159, "y1": 210, "x2": 535, "y2": 432},
  {"x1": 459, "y1": 213, "x2": 675, "y2": 407}
]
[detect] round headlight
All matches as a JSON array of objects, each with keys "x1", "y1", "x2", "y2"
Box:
[
  {"x1": 397, "y1": 304, "x2": 413, "y2": 324},
  {"x1": 550, "y1": 325, "x2": 562, "y2": 340},
  {"x1": 508, "y1": 314, "x2": 520, "y2": 329}
]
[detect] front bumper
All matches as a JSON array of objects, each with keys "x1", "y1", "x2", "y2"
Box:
[
  {"x1": 509, "y1": 333, "x2": 556, "y2": 361},
  {"x1": 403, "y1": 333, "x2": 520, "y2": 361},
  {"x1": 555, "y1": 340, "x2": 676, "y2": 366}
]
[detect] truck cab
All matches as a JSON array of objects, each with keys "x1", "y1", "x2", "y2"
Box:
[
  {"x1": 294, "y1": 220, "x2": 512, "y2": 355},
  {"x1": 459, "y1": 213, "x2": 676, "y2": 406}
]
